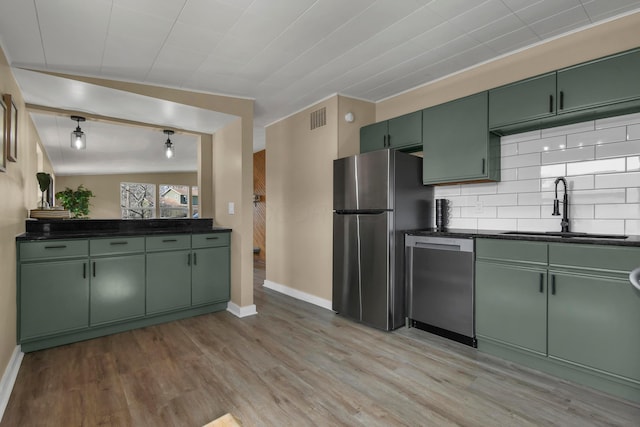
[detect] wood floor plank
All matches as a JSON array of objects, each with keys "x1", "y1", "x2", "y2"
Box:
[{"x1": 2, "y1": 263, "x2": 639, "y2": 426}]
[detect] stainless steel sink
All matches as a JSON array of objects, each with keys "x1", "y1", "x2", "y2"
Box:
[{"x1": 501, "y1": 231, "x2": 628, "y2": 239}]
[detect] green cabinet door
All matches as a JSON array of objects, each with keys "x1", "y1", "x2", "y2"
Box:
[
  {"x1": 90, "y1": 254, "x2": 145, "y2": 325},
  {"x1": 489, "y1": 73, "x2": 556, "y2": 129},
  {"x1": 360, "y1": 121, "x2": 388, "y2": 153},
  {"x1": 20, "y1": 260, "x2": 89, "y2": 340},
  {"x1": 558, "y1": 49, "x2": 640, "y2": 113},
  {"x1": 423, "y1": 92, "x2": 499, "y2": 184},
  {"x1": 548, "y1": 271, "x2": 640, "y2": 382},
  {"x1": 192, "y1": 247, "x2": 230, "y2": 306},
  {"x1": 146, "y1": 250, "x2": 191, "y2": 314},
  {"x1": 476, "y1": 261, "x2": 547, "y2": 354},
  {"x1": 388, "y1": 111, "x2": 422, "y2": 150}
]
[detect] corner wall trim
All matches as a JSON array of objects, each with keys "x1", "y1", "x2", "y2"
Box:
[
  {"x1": 226, "y1": 302, "x2": 258, "y2": 318},
  {"x1": 0, "y1": 346, "x2": 23, "y2": 423},
  {"x1": 263, "y1": 280, "x2": 333, "y2": 311}
]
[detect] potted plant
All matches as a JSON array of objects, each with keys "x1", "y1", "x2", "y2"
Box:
[
  {"x1": 36, "y1": 172, "x2": 52, "y2": 209},
  {"x1": 56, "y1": 185, "x2": 94, "y2": 218}
]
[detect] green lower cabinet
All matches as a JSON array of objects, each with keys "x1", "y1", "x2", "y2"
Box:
[
  {"x1": 192, "y1": 247, "x2": 230, "y2": 305},
  {"x1": 20, "y1": 260, "x2": 89, "y2": 340},
  {"x1": 146, "y1": 250, "x2": 192, "y2": 314},
  {"x1": 548, "y1": 271, "x2": 640, "y2": 382},
  {"x1": 90, "y1": 254, "x2": 145, "y2": 325},
  {"x1": 475, "y1": 261, "x2": 547, "y2": 354}
]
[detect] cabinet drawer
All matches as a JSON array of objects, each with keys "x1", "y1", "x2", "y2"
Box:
[
  {"x1": 476, "y1": 238, "x2": 547, "y2": 265},
  {"x1": 145, "y1": 235, "x2": 190, "y2": 252},
  {"x1": 19, "y1": 240, "x2": 88, "y2": 261},
  {"x1": 90, "y1": 237, "x2": 145, "y2": 256},
  {"x1": 549, "y1": 243, "x2": 640, "y2": 273},
  {"x1": 192, "y1": 232, "x2": 230, "y2": 249}
]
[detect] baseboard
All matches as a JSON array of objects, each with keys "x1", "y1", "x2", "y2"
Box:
[
  {"x1": 0, "y1": 346, "x2": 23, "y2": 423},
  {"x1": 226, "y1": 301, "x2": 258, "y2": 318},
  {"x1": 263, "y1": 280, "x2": 333, "y2": 311}
]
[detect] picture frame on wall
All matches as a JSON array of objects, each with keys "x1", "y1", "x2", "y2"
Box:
[
  {"x1": 3, "y1": 94, "x2": 17, "y2": 162},
  {"x1": 0, "y1": 96, "x2": 6, "y2": 173}
]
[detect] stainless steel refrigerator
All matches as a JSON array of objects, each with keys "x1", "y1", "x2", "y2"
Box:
[{"x1": 333, "y1": 149, "x2": 433, "y2": 330}]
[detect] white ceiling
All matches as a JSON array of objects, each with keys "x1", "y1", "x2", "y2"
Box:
[{"x1": 1, "y1": 0, "x2": 640, "y2": 175}]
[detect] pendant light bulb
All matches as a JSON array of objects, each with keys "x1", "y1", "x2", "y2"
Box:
[
  {"x1": 163, "y1": 130, "x2": 175, "y2": 159},
  {"x1": 70, "y1": 116, "x2": 86, "y2": 150}
]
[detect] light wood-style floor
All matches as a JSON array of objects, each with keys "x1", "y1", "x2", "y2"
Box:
[{"x1": 2, "y1": 262, "x2": 639, "y2": 426}]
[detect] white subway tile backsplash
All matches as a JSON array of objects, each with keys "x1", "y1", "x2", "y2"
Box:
[
  {"x1": 541, "y1": 121, "x2": 595, "y2": 138},
  {"x1": 501, "y1": 152, "x2": 541, "y2": 169},
  {"x1": 628, "y1": 188, "x2": 640, "y2": 203},
  {"x1": 455, "y1": 115, "x2": 640, "y2": 235},
  {"x1": 570, "y1": 189, "x2": 626, "y2": 205},
  {"x1": 567, "y1": 127, "x2": 626, "y2": 148},
  {"x1": 542, "y1": 146, "x2": 594, "y2": 164},
  {"x1": 595, "y1": 140, "x2": 640, "y2": 159},
  {"x1": 570, "y1": 219, "x2": 625, "y2": 235},
  {"x1": 479, "y1": 193, "x2": 518, "y2": 206},
  {"x1": 566, "y1": 158, "x2": 625, "y2": 176},
  {"x1": 478, "y1": 218, "x2": 517, "y2": 231},
  {"x1": 540, "y1": 164, "x2": 566, "y2": 178},
  {"x1": 497, "y1": 179, "x2": 540, "y2": 194},
  {"x1": 595, "y1": 171, "x2": 640, "y2": 189},
  {"x1": 501, "y1": 129, "x2": 541, "y2": 144},
  {"x1": 518, "y1": 135, "x2": 566, "y2": 154},
  {"x1": 628, "y1": 123, "x2": 640, "y2": 140},
  {"x1": 517, "y1": 166, "x2": 541, "y2": 180},
  {"x1": 595, "y1": 204, "x2": 640, "y2": 219},
  {"x1": 595, "y1": 111, "x2": 640, "y2": 129},
  {"x1": 498, "y1": 206, "x2": 541, "y2": 218}
]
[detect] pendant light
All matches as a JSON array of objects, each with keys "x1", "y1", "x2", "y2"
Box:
[
  {"x1": 164, "y1": 129, "x2": 175, "y2": 159},
  {"x1": 70, "y1": 115, "x2": 86, "y2": 150}
]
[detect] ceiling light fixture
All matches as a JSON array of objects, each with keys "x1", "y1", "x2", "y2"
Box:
[
  {"x1": 70, "y1": 115, "x2": 86, "y2": 150},
  {"x1": 164, "y1": 129, "x2": 175, "y2": 159}
]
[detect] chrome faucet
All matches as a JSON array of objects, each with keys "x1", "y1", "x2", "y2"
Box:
[{"x1": 552, "y1": 177, "x2": 569, "y2": 233}]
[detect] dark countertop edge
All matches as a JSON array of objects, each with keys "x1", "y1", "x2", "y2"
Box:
[
  {"x1": 16, "y1": 227, "x2": 232, "y2": 241},
  {"x1": 405, "y1": 228, "x2": 640, "y2": 247}
]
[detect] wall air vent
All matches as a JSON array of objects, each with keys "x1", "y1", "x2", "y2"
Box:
[{"x1": 310, "y1": 107, "x2": 326, "y2": 130}]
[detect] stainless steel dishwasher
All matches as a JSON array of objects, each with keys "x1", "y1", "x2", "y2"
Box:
[{"x1": 405, "y1": 235, "x2": 476, "y2": 347}]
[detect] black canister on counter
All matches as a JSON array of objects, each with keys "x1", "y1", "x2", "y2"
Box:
[{"x1": 435, "y1": 198, "x2": 448, "y2": 231}]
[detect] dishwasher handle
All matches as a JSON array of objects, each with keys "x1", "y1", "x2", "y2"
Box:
[
  {"x1": 414, "y1": 242, "x2": 462, "y2": 252},
  {"x1": 405, "y1": 235, "x2": 474, "y2": 253}
]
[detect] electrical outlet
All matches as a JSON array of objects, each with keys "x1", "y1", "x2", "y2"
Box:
[
  {"x1": 228, "y1": 202, "x2": 235, "y2": 215},
  {"x1": 475, "y1": 200, "x2": 484, "y2": 214}
]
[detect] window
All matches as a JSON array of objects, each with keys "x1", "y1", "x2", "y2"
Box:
[
  {"x1": 191, "y1": 186, "x2": 199, "y2": 218},
  {"x1": 121, "y1": 182, "x2": 155, "y2": 218},
  {"x1": 160, "y1": 184, "x2": 189, "y2": 218}
]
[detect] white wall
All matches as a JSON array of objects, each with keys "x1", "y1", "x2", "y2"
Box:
[{"x1": 435, "y1": 112, "x2": 640, "y2": 235}]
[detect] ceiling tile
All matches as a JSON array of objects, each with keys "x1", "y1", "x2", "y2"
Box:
[
  {"x1": 484, "y1": 26, "x2": 540, "y2": 54},
  {"x1": 467, "y1": 13, "x2": 525, "y2": 43},
  {"x1": 146, "y1": 47, "x2": 208, "y2": 87},
  {"x1": 581, "y1": 0, "x2": 640, "y2": 21},
  {"x1": 427, "y1": 0, "x2": 482, "y2": 20},
  {"x1": 163, "y1": 22, "x2": 225, "y2": 55},
  {"x1": 512, "y1": 0, "x2": 582, "y2": 26},
  {"x1": 529, "y1": 5, "x2": 590, "y2": 38},
  {"x1": 112, "y1": 0, "x2": 187, "y2": 20},
  {"x1": 177, "y1": 0, "x2": 247, "y2": 34},
  {"x1": 449, "y1": 0, "x2": 513, "y2": 33},
  {"x1": 0, "y1": 0, "x2": 44, "y2": 67}
]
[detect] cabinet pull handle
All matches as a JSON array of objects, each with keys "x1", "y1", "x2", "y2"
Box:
[
  {"x1": 481, "y1": 158, "x2": 486, "y2": 174},
  {"x1": 194, "y1": 252, "x2": 197, "y2": 265},
  {"x1": 206, "y1": 236, "x2": 219, "y2": 240},
  {"x1": 187, "y1": 253, "x2": 191, "y2": 266},
  {"x1": 629, "y1": 266, "x2": 640, "y2": 291},
  {"x1": 551, "y1": 274, "x2": 556, "y2": 295},
  {"x1": 92, "y1": 262, "x2": 96, "y2": 277},
  {"x1": 559, "y1": 91, "x2": 564, "y2": 110},
  {"x1": 539, "y1": 273, "x2": 544, "y2": 293},
  {"x1": 549, "y1": 95, "x2": 553, "y2": 113},
  {"x1": 44, "y1": 244, "x2": 67, "y2": 249},
  {"x1": 110, "y1": 241, "x2": 128, "y2": 245},
  {"x1": 83, "y1": 263, "x2": 86, "y2": 279},
  {"x1": 162, "y1": 239, "x2": 177, "y2": 243},
  {"x1": 383, "y1": 135, "x2": 387, "y2": 147},
  {"x1": 387, "y1": 135, "x2": 391, "y2": 147}
]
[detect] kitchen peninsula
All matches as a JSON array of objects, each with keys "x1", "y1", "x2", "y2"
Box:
[{"x1": 16, "y1": 218, "x2": 231, "y2": 352}]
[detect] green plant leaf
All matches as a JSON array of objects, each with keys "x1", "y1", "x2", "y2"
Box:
[{"x1": 36, "y1": 172, "x2": 51, "y2": 193}]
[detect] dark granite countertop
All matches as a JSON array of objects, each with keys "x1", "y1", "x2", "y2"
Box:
[
  {"x1": 16, "y1": 218, "x2": 231, "y2": 241},
  {"x1": 405, "y1": 228, "x2": 640, "y2": 247}
]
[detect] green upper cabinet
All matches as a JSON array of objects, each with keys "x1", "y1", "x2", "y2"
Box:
[
  {"x1": 489, "y1": 48, "x2": 640, "y2": 135},
  {"x1": 489, "y1": 73, "x2": 556, "y2": 129},
  {"x1": 360, "y1": 121, "x2": 388, "y2": 153},
  {"x1": 360, "y1": 111, "x2": 422, "y2": 153},
  {"x1": 422, "y1": 91, "x2": 500, "y2": 185},
  {"x1": 557, "y1": 49, "x2": 640, "y2": 114}
]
